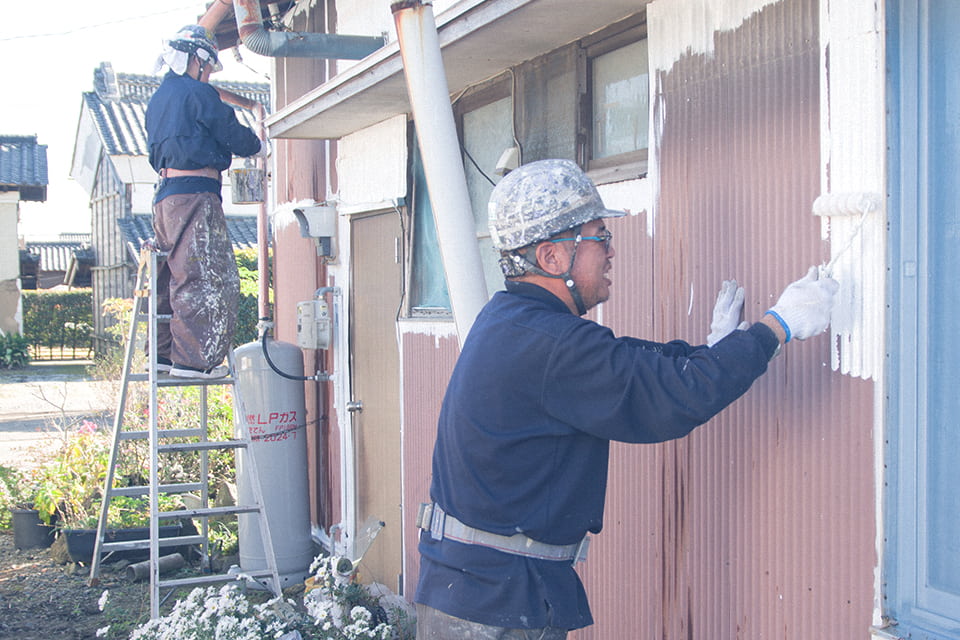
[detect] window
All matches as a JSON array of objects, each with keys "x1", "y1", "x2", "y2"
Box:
[
  {"x1": 886, "y1": 1, "x2": 960, "y2": 637},
  {"x1": 458, "y1": 82, "x2": 515, "y2": 298},
  {"x1": 407, "y1": 12, "x2": 649, "y2": 317},
  {"x1": 584, "y1": 17, "x2": 649, "y2": 182},
  {"x1": 409, "y1": 131, "x2": 450, "y2": 315}
]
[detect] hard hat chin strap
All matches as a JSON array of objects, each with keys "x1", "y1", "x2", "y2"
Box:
[{"x1": 512, "y1": 229, "x2": 588, "y2": 316}]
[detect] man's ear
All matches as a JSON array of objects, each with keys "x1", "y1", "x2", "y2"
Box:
[{"x1": 534, "y1": 241, "x2": 567, "y2": 276}]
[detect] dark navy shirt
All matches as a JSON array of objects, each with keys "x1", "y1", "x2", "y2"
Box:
[
  {"x1": 146, "y1": 71, "x2": 261, "y2": 204},
  {"x1": 415, "y1": 281, "x2": 779, "y2": 630}
]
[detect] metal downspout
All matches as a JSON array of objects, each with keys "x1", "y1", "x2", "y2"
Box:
[
  {"x1": 391, "y1": 0, "x2": 488, "y2": 346},
  {"x1": 232, "y1": 0, "x2": 384, "y2": 60}
]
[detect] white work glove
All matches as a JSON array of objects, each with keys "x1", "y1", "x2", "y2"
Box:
[
  {"x1": 707, "y1": 280, "x2": 749, "y2": 346},
  {"x1": 766, "y1": 266, "x2": 840, "y2": 342}
]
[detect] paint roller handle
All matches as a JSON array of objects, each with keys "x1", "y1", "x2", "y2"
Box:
[
  {"x1": 767, "y1": 266, "x2": 839, "y2": 342},
  {"x1": 707, "y1": 279, "x2": 748, "y2": 346}
]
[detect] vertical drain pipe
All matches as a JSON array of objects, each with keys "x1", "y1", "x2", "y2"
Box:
[{"x1": 392, "y1": 0, "x2": 488, "y2": 346}]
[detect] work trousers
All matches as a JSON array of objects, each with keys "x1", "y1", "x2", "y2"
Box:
[
  {"x1": 416, "y1": 604, "x2": 568, "y2": 640},
  {"x1": 152, "y1": 191, "x2": 239, "y2": 370}
]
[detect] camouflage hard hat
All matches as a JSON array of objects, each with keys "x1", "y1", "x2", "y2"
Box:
[
  {"x1": 488, "y1": 159, "x2": 625, "y2": 251},
  {"x1": 167, "y1": 25, "x2": 223, "y2": 72}
]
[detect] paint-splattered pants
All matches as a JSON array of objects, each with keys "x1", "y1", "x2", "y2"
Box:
[
  {"x1": 416, "y1": 604, "x2": 568, "y2": 640},
  {"x1": 152, "y1": 191, "x2": 239, "y2": 370}
]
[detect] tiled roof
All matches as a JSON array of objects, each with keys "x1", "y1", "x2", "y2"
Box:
[
  {"x1": 0, "y1": 135, "x2": 48, "y2": 201},
  {"x1": 85, "y1": 62, "x2": 270, "y2": 157},
  {"x1": 117, "y1": 213, "x2": 261, "y2": 259},
  {"x1": 24, "y1": 237, "x2": 92, "y2": 272}
]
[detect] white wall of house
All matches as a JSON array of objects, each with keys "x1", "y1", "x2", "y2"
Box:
[{"x1": 0, "y1": 192, "x2": 23, "y2": 334}]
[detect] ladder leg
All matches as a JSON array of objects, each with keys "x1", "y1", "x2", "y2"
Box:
[{"x1": 89, "y1": 251, "x2": 150, "y2": 586}]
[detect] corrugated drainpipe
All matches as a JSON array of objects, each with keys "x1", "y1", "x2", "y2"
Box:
[
  {"x1": 232, "y1": 0, "x2": 383, "y2": 59},
  {"x1": 215, "y1": 88, "x2": 270, "y2": 320},
  {"x1": 391, "y1": 0, "x2": 488, "y2": 345}
]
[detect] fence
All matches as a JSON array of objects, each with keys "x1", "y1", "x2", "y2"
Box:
[{"x1": 22, "y1": 289, "x2": 94, "y2": 361}]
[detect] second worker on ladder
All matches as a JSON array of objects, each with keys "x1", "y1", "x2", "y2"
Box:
[{"x1": 146, "y1": 25, "x2": 262, "y2": 379}]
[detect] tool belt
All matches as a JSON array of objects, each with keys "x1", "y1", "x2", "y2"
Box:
[
  {"x1": 417, "y1": 503, "x2": 590, "y2": 565},
  {"x1": 159, "y1": 167, "x2": 221, "y2": 181}
]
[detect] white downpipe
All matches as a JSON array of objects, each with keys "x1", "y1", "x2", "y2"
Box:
[{"x1": 392, "y1": 0, "x2": 488, "y2": 347}]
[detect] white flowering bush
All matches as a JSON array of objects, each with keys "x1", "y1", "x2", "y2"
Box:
[
  {"x1": 301, "y1": 555, "x2": 414, "y2": 640},
  {"x1": 124, "y1": 555, "x2": 415, "y2": 640},
  {"x1": 127, "y1": 583, "x2": 299, "y2": 640}
]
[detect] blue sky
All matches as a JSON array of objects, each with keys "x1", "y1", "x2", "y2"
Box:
[{"x1": 1, "y1": 2, "x2": 269, "y2": 240}]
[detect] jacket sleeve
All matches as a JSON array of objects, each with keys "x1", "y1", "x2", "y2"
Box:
[
  {"x1": 196, "y1": 85, "x2": 262, "y2": 158},
  {"x1": 541, "y1": 322, "x2": 777, "y2": 444}
]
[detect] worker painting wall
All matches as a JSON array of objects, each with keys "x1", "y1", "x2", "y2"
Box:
[
  {"x1": 569, "y1": 0, "x2": 876, "y2": 638},
  {"x1": 259, "y1": 0, "x2": 883, "y2": 635},
  {"x1": 386, "y1": 1, "x2": 877, "y2": 635}
]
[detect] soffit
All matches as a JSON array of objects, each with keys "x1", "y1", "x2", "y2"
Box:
[{"x1": 267, "y1": 0, "x2": 641, "y2": 140}]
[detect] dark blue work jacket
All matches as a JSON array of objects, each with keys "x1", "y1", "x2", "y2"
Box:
[
  {"x1": 415, "y1": 281, "x2": 779, "y2": 630},
  {"x1": 146, "y1": 71, "x2": 261, "y2": 204}
]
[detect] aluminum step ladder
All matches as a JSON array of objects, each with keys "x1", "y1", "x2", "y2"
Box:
[{"x1": 88, "y1": 247, "x2": 281, "y2": 618}]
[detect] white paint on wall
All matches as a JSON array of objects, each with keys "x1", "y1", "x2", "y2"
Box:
[
  {"x1": 597, "y1": 177, "x2": 652, "y2": 236},
  {"x1": 399, "y1": 318, "x2": 458, "y2": 348},
  {"x1": 336, "y1": 114, "x2": 408, "y2": 213},
  {"x1": 818, "y1": 1, "x2": 885, "y2": 382},
  {"x1": 646, "y1": 0, "x2": 781, "y2": 74}
]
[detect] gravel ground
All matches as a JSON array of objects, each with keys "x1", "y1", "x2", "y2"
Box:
[
  {"x1": 0, "y1": 530, "x2": 153, "y2": 639},
  {"x1": 0, "y1": 361, "x2": 149, "y2": 639}
]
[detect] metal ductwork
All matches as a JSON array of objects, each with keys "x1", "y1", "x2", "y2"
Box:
[{"x1": 233, "y1": 0, "x2": 384, "y2": 60}]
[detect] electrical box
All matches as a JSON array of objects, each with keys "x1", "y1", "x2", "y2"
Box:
[
  {"x1": 293, "y1": 204, "x2": 337, "y2": 257},
  {"x1": 296, "y1": 300, "x2": 331, "y2": 350}
]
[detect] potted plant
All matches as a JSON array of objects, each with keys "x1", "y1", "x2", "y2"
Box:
[{"x1": 0, "y1": 463, "x2": 56, "y2": 550}]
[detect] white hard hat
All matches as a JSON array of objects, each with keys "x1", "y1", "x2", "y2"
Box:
[{"x1": 488, "y1": 159, "x2": 625, "y2": 251}]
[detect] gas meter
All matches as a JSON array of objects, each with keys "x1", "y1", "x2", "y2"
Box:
[{"x1": 296, "y1": 299, "x2": 331, "y2": 350}]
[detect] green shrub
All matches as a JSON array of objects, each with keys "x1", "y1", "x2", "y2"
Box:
[
  {"x1": 22, "y1": 289, "x2": 93, "y2": 354},
  {"x1": 0, "y1": 332, "x2": 30, "y2": 368}
]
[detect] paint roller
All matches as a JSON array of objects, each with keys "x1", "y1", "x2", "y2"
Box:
[{"x1": 811, "y1": 191, "x2": 882, "y2": 277}]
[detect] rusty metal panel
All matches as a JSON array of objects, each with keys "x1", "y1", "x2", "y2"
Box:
[
  {"x1": 400, "y1": 327, "x2": 459, "y2": 598},
  {"x1": 572, "y1": 1, "x2": 876, "y2": 638}
]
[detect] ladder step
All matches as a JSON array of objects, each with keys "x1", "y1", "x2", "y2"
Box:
[
  {"x1": 159, "y1": 440, "x2": 247, "y2": 453},
  {"x1": 119, "y1": 428, "x2": 206, "y2": 441},
  {"x1": 101, "y1": 534, "x2": 205, "y2": 553},
  {"x1": 107, "y1": 482, "x2": 203, "y2": 497},
  {"x1": 160, "y1": 505, "x2": 261, "y2": 519},
  {"x1": 135, "y1": 313, "x2": 171, "y2": 322},
  {"x1": 159, "y1": 570, "x2": 276, "y2": 589},
  {"x1": 123, "y1": 373, "x2": 235, "y2": 386},
  {"x1": 156, "y1": 376, "x2": 236, "y2": 388}
]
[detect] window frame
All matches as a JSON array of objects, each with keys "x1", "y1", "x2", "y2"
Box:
[{"x1": 581, "y1": 14, "x2": 649, "y2": 185}]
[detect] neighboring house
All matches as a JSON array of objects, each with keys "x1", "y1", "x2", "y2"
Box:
[
  {"x1": 0, "y1": 134, "x2": 47, "y2": 334},
  {"x1": 70, "y1": 62, "x2": 269, "y2": 354},
  {"x1": 197, "y1": 1, "x2": 952, "y2": 638},
  {"x1": 20, "y1": 235, "x2": 94, "y2": 289}
]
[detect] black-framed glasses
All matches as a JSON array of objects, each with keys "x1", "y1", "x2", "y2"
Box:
[{"x1": 549, "y1": 228, "x2": 613, "y2": 251}]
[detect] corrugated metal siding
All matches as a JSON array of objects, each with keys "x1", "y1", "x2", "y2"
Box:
[
  {"x1": 573, "y1": 1, "x2": 876, "y2": 638},
  {"x1": 400, "y1": 328, "x2": 458, "y2": 598}
]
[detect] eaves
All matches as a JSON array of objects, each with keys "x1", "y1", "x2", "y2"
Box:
[{"x1": 266, "y1": 0, "x2": 641, "y2": 140}]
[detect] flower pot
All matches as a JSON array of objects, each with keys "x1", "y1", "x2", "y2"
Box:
[
  {"x1": 63, "y1": 521, "x2": 195, "y2": 564},
  {"x1": 11, "y1": 508, "x2": 56, "y2": 550}
]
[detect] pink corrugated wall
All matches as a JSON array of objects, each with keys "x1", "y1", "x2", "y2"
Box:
[
  {"x1": 398, "y1": 0, "x2": 875, "y2": 635},
  {"x1": 401, "y1": 330, "x2": 459, "y2": 598},
  {"x1": 575, "y1": 0, "x2": 876, "y2": 638}
]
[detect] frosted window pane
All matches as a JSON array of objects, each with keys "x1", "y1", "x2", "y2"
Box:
[
  {"x1": 592, "y1": 39, "x2": 649, "y2": 159},
  {"x1": 463, "y1": 96, "x2": 514, "y2": 237}
]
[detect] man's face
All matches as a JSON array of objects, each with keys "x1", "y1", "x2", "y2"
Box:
[{"x1": 556, "y1": 218, "x2": 616, "y2": 312}]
